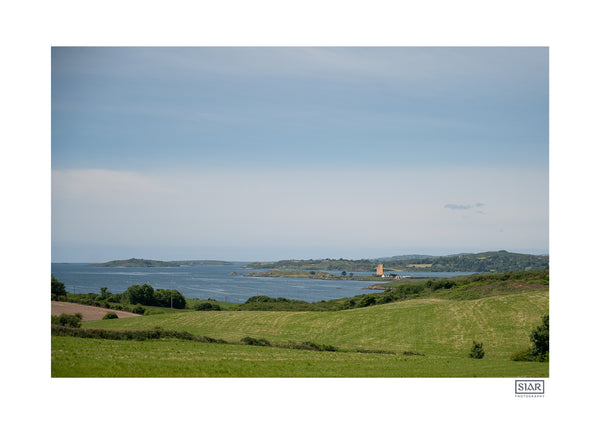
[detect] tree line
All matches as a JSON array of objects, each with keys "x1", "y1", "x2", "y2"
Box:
[{"x1": 51, "y1": 275, "x2": 186, "y2": 309}]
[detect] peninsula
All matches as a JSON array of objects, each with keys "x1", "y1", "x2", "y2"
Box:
[
  {"x1": 244, "y1": 269, "x2": 387, "y2": 281},
  {"x1": 242, "y1": 250, "x2": 548, "y2": 273},
  {"x1": 88, "y1": 258, "x2": 233, "y2": 267}
]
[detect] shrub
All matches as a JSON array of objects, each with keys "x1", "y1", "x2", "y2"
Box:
[
  {"x1": 51, "y1": 313, "x2": 82, "y2": 328},
  {"x1": 107, "y1": 294, "x2": 122, "y2": 303},
  {"x1": 245, "y1": 295, "x2": 274, "y2": 303},
  {"x1": 469, "y1": 341, "x2": 485, "y2": 359},
  {"x1": 285, "y1": 341, "x2": 337, "y2": 352},
  {"x1": 240, "y1": 336, "x2": 271, "y2": 346},
  {"x1": 195, "y1": 302, "x2": 212, "y2": 311},
  {"x1": 431, "y1": 280, "x2": 457, "y2": 291},
  {"x1": 510, "y1": 349, "x2": 536, "y2": 362},
  {"x1": 357, "y1": 294, "x2": 376, "y2": 308},
  {"x1": 132, "y1": 304, "x2": 145, "y2": 314},
  {"x1": 378, "y1": 291, "x2": 395, "y2": 304},
  {"x1": 102, "y1": 312, "x2": 118, "y2": 320},
  {"x1": 339, "y1": 298, "x2": 356, "y2": 310},
  {"x1": 195, "y1": 302, "x2": 221, "y2": 311}
]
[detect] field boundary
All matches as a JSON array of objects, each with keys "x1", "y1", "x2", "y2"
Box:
[{"x1": 51, "y1": 325, "x2": 402, "y2": 355}]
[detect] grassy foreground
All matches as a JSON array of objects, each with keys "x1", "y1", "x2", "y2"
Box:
[
  {"x1": 51, "y1": 337, "x2": 547, "y2": 377},
  {"x1": 52, "y1": 290, "x2": 548, "y2": 377}
]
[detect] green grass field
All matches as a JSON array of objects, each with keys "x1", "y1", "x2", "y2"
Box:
[
  {"x1": 52, "y1": 289, "x2": 549, "y2": 377},
  {"x1": 51, "y1": 336, "x2": 548, "y2": 377}
]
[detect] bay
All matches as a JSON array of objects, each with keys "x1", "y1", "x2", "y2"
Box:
[{"x1": 51, "y1": 262, "x2": 474, "y2": 303}]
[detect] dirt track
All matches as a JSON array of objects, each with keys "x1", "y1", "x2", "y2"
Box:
[{"x1": 51, "y1": 301, "x2": 141, "y2": 321}]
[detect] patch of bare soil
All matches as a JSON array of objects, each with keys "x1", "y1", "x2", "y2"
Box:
[{"x1": 51, "y1": 301, "x2": 141, "y2": 321}]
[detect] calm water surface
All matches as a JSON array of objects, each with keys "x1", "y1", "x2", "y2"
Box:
[{"x1": 51, "y1": 262, "x2": 474, "y2": 303}]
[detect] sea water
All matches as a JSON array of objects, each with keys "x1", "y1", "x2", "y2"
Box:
[{"x1": 50, "y1": 262, "x2": 474, "y2": 303}]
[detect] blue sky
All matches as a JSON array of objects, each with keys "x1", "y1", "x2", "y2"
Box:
[{"x1": 52, "y1": 47, "x2": 548, "y2": 262}]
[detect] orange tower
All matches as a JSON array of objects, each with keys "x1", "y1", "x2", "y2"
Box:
[{"x1": 376, "y1": 264, "x2": 383, "y2": 276}]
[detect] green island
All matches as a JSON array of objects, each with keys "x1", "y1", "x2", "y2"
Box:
[
  {"x1": 244, "y1": 269, "x2": 385, "y2": 281},
  {"x1": 51, "y1": 268, "x2": 549, "y2": 377},
  {"x1": 243, "y1": 250, "x2": 548, "y2": 273},
  {"x1": 88, "y1": 258, "x2": 233, "y2": 267}
]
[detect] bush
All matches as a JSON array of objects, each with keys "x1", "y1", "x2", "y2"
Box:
[
  {"x1": 290, "y1": 341, "x2": 337, "y2": 352},
  {"x1": 132, "y1": 304, "x2": 146, "y2": 314},
  {"x1": 195, "y1": 302, "x2": 221, "y2": 311},
  {"x1": 102, "y1": 312, "x2": 118, "y2": 320},
  {"x1": 245, "y1": 295, "x2": 274, "y2": 303},
  {"x1": 51, "y1": 313, "x2": 82, "y2": 328},
  {"x1": 357, "y1": 294, "x2": 376, "y2": 308},
  {"x1": 240, "y1": 336, "x2": 271, "y2": 346},
  {"x1": 339, "y1": 298, "x2": 356, "y2": 310},
  {"x1": 107, "y1": 294, "x2": 122, "y2": 303},
  {"x1": 510, "y1": 349, "x2": 535, "y2": 362},
  {"x1": 431, "y1": 280, "x2": 457, "y2": 291},
  {"x1": 469, "y1": 341, "x2": 485, "y2": 359}
]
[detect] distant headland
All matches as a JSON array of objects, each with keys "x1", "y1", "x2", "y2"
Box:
[
  {"x1": 88, "y1": 258, "x2": 233, "y2": 267},
  {"x1": 242, "y1": 250, "x2": 548, "y2": 273}
]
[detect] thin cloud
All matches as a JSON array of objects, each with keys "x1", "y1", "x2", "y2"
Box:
[{"x1": 444, "y1": 203, "x2": 485, "y2": 210}]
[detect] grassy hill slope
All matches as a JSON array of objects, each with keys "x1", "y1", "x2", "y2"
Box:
[
  {"x1": 54, "y1": 286, "x2": 549, "y2": 377},
  {"x1": 80, "y1": 290, "x2": 548, "y2": 359}
]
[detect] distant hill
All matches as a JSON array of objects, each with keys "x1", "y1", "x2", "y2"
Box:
[
  {"x1": 243, "y1": 251, "x2": 549, "y2": 273},
  {"x1": 375, "y1": 254, "x2": 436, "y2": 261},
  {"x1": 242, "y1": 258, "x2": 376, "y2": 272},
  {"x1": 384, "y1": 251, "x2": 549, "y2": 273},
  {"x1": 89, "y1": 258, "x2": 233, "y2": 267},
  {"x1": 171, "y1": 260, "x2": 233, "y2": 266},
  {"x1": 89, "y1": 258, "x2": 179, "y2": 267}
]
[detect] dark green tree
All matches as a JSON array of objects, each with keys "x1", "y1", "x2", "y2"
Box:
[
  {"x1": 530, "y1": 314, "x2": 549, "y2": 358},
  {"x1": 99, "y1": 287, "x2": 111, "y2": 300},
  {"x1": 51, "y1": 275, "x2": 66, "y2": 298},
  {"x1": 124, "y1": 284, "x2": 155, "y2": 306},
  {"x1": 154, "y1": 289, "x2": 186, "y2": 309}
]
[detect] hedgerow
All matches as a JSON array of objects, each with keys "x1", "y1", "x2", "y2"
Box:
[{"x1": 51, "y1": 325, "x2": 399, "y2": 355}]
